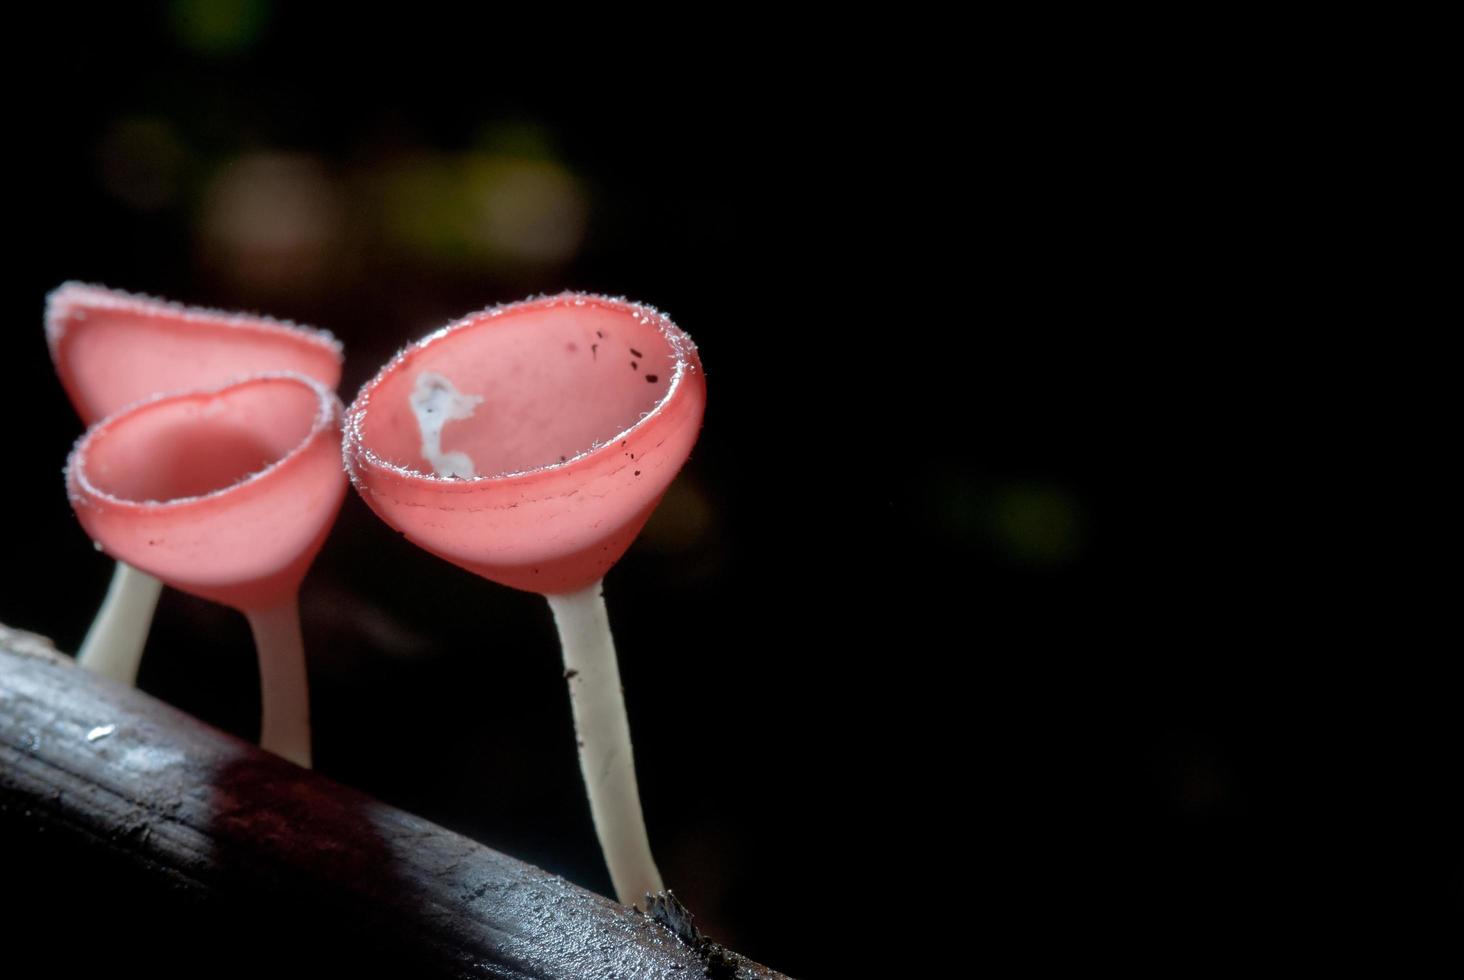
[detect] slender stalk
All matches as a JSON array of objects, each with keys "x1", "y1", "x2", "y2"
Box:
[
  {"x1": 76, "y1": 561, "x2": 163, "y2": 686},
  {"x1": 546, "y1": 580, "x2": 663, "y2": 907},
  {"x1": 246, "y1": 598, "x2": 312, "y2": 768}
]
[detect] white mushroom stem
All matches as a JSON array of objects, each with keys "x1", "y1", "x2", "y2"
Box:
[
  {"x1": 246, "y1": 599, "x2": 313, "y2": 769},
  {"x1": 545, "y1": 580, "x2": 663, "y2": 907},
  {"x1": 76, "y1": 561, "x2": 163, "y2": 686}
]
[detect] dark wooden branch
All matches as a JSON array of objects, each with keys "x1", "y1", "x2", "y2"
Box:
[{"x1": 0, "y1": 635, "x2": 788, "y2": 980}]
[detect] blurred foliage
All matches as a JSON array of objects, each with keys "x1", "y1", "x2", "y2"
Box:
[{"x1": 169, "y1": 0, "x2": 273, "y2": 57}]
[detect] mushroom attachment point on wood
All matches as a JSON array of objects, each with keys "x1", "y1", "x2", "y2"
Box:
[
  {"x1": 66, "y1": 373, "x2": 347, "y2": 767},
  {"x1": 45, "y1": 282, "x2": 343, "y2": 685},
  {"x1": 343, "y1": 292, "x2": 706, "y2": 905}
]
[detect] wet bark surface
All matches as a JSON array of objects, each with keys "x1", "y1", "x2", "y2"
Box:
[{"x1": 0, "y1": 638, "x2": 788, "y2": 980}]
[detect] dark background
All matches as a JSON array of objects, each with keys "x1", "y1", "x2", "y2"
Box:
[{"x1": 2, "y1": 6, "x2": 1457, "y2": 975}]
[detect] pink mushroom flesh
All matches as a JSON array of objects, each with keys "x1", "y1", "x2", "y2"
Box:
[
  {"x1": 361, "y1": 305, "x2": 673, "y2": 477},
  {"x1": 347, "y1": 295, "x2": 705, "y2": 594},
  {"x1": 48, "y1": 285, "x2": 342, "y2": 425},
  {"x1": 69, "y1": 375, "x2": 347, "y2": 611}
]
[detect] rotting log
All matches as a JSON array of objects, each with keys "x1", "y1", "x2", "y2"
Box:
[{"x1": 0, "y1": 630, "x2": 788, "y2": 980}]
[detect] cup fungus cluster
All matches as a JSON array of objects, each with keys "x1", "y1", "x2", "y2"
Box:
[
  {"x1": 46, "y1": 283, "x2": 342, "y2": 688},
  {"x1": 49, "y1": 285, "x2": 704, "y2": 908}
]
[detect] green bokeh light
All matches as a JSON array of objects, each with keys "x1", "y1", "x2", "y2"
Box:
[{"x1": 170, "y1": 0, "x2": 272, "y2": 57}]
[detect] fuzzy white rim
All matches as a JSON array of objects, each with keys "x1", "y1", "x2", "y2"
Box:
[
  {"x1": 343, "y1": 291, "x2": 700, "y2": 486},
  {"x1": 68, "y1": 371, "x2": 342, "y2": 512},
  {"x1": 44, "y1": 281, "x2": 344, "y2": 363}
]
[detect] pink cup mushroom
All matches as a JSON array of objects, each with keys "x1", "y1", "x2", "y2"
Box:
[
  {"x1": 45, "y1": 282, "x2": 343, "y2": 685},
  {"x1": 66, "y1": 373, "x2": 347, "y2": 767},
  {"x1": 343, "y1": 292, "x2": 705, "y2": 905}
]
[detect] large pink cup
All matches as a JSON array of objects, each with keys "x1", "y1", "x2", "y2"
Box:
[
  {"x1": 343, "y1": 293, "x2": 706, "y2": 595},
  {"x1": 343, "y1": 293, "x2": 705, "y2": 902}
]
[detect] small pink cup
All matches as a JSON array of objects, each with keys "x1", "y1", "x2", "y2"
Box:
[
  {"x1": 67, "y1": 373, "x2": 346, "y2": 611},
  {"x1": 66, "y1": 373, "x2": 346, "y2": 767},
  {"x1": 47, "y1": 282, "x2": 342, "y2": 426}
]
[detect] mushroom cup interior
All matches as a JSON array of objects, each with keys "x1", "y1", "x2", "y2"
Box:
[
  {"x1": 360, "y1": 301, "x2": 682, "y2": 480},
  {"x1": 81, "y1": 378, "x2": 327, "y2": 504}
]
